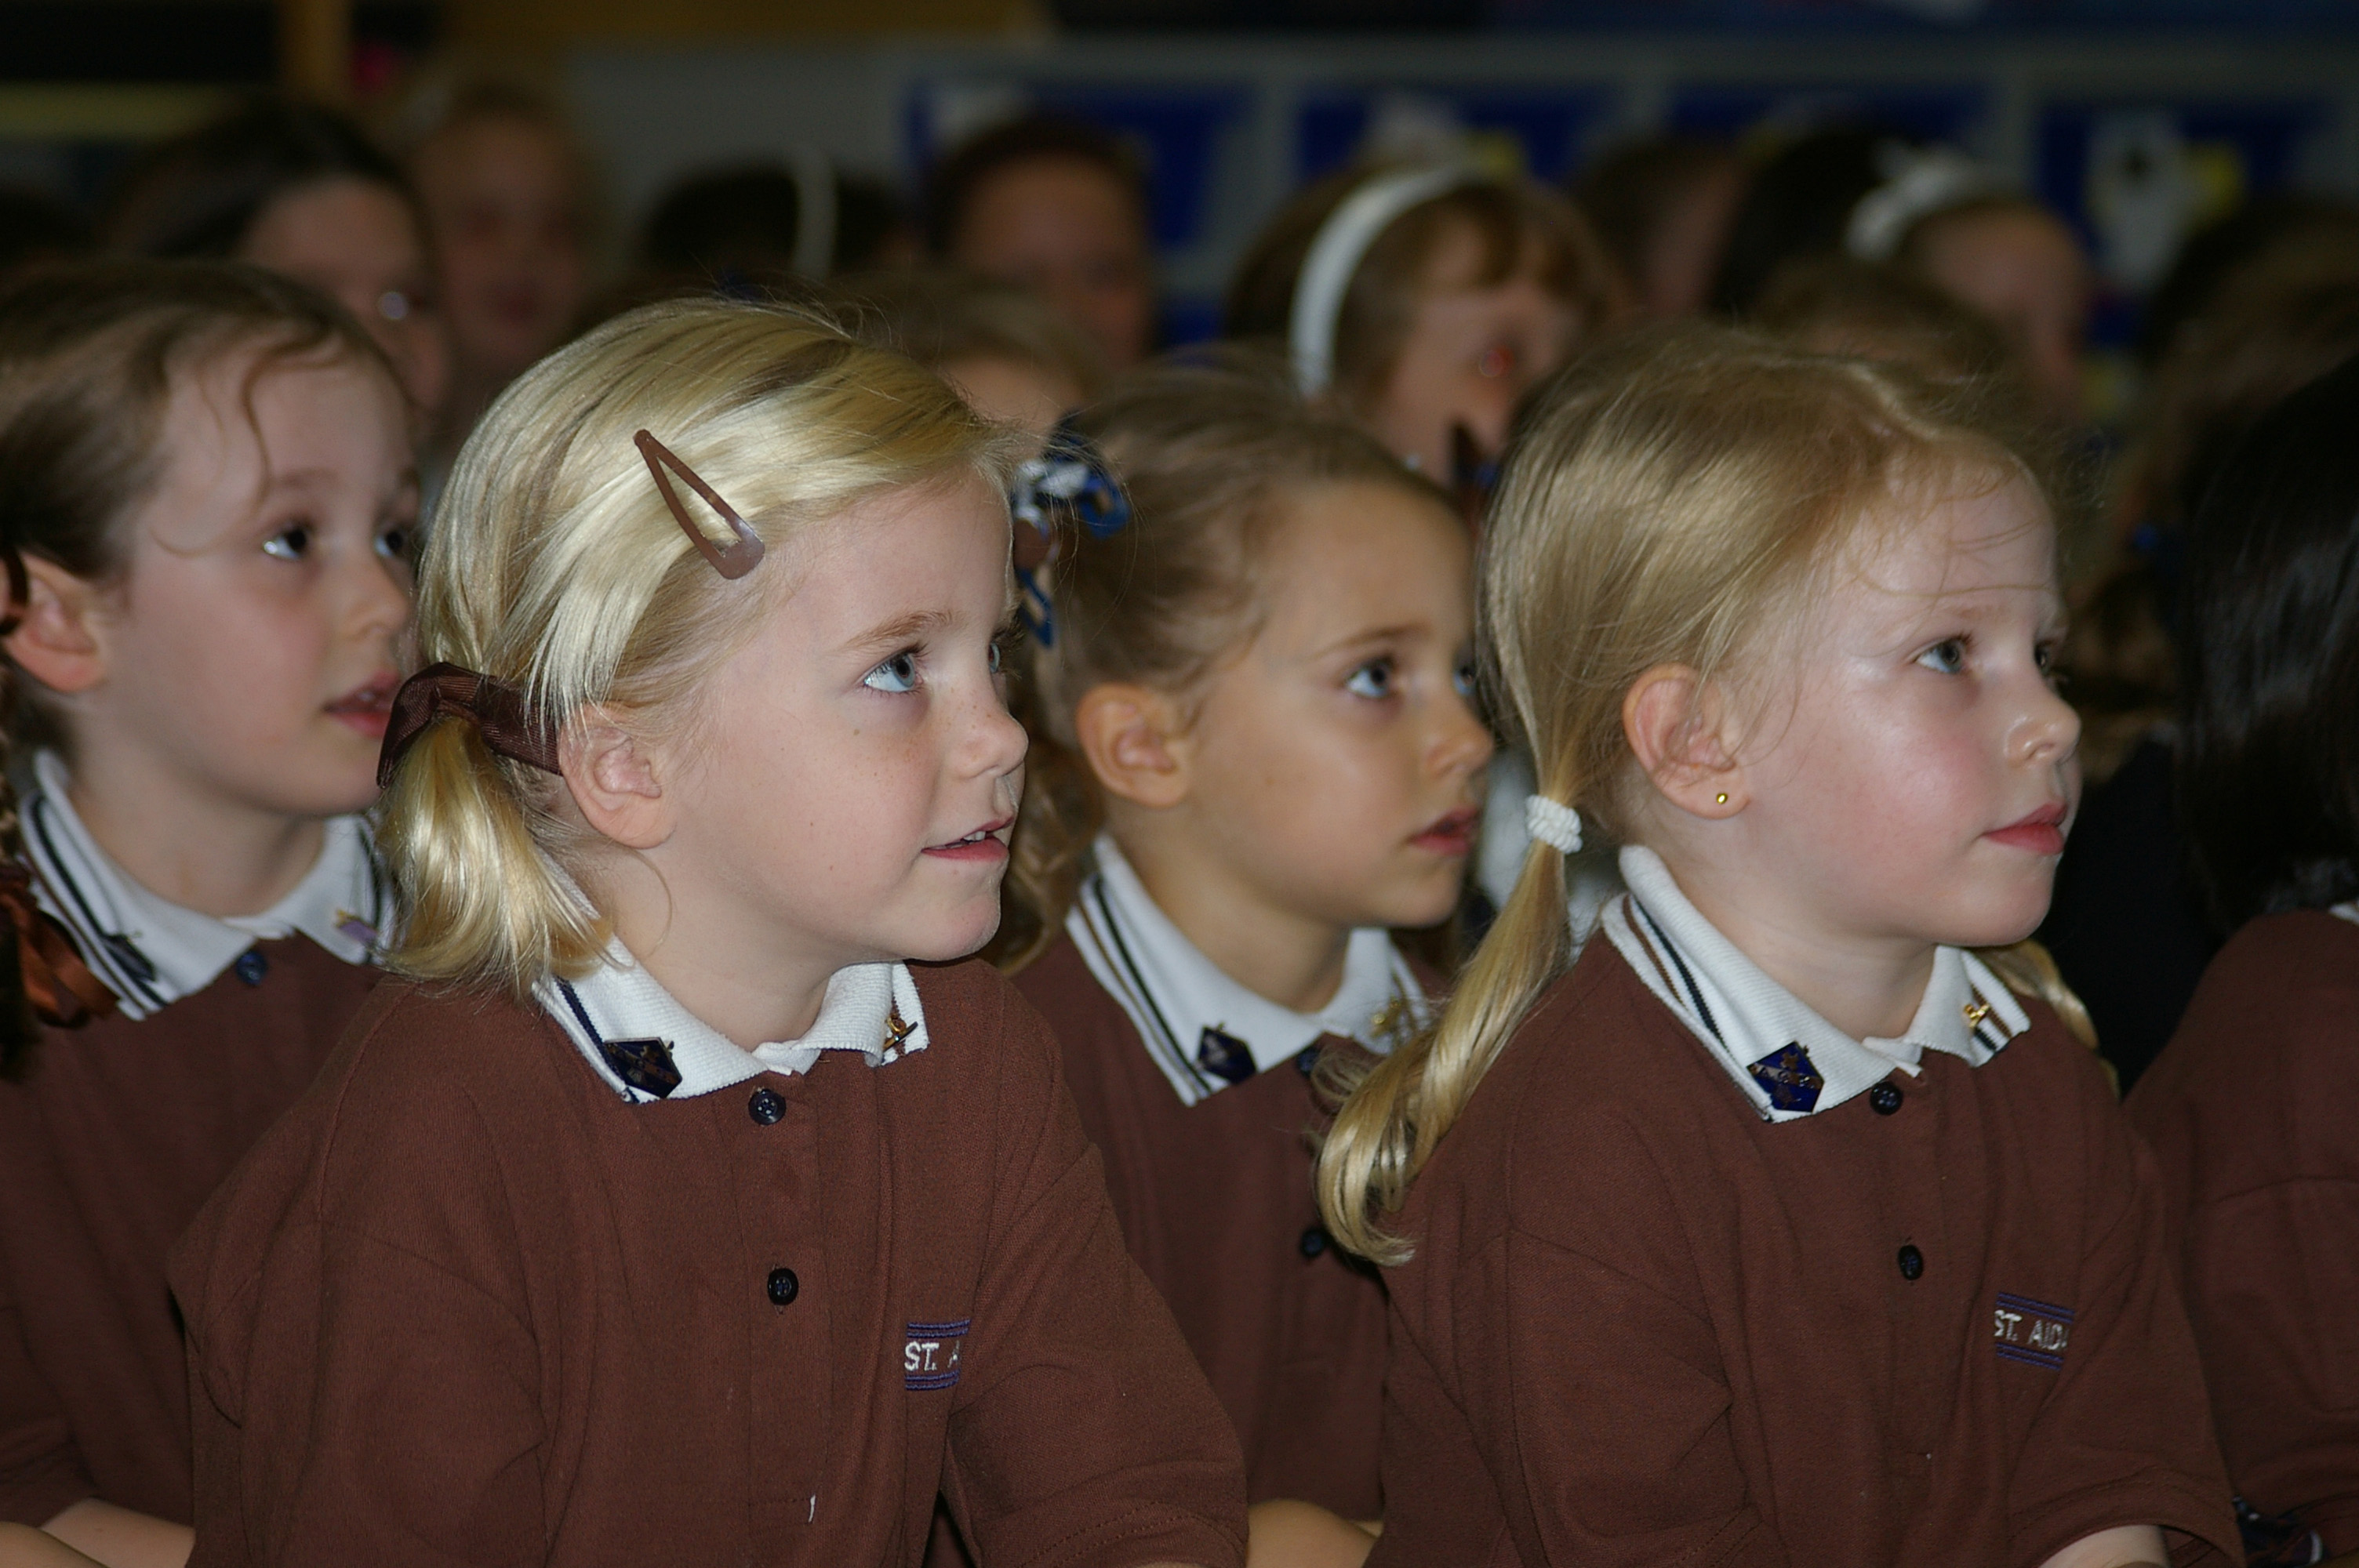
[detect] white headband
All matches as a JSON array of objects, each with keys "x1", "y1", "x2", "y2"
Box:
[
  {"x1": 1525, "y1": 795, "x2": 1583, "y2": 855},
  {"x1": 1290, "y1": 164, "x2": 1484, "y2": 397},
  {"x1": 789, "y1": 145, "x2": 838, "y2": 278},
  {"x1": 1844, "y1": 143, "x2": 2000, "y2": 263}
]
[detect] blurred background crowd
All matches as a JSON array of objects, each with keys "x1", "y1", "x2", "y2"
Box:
[{"x1": 2, "y1": 0, "x2": 2357, "y2": 1080}]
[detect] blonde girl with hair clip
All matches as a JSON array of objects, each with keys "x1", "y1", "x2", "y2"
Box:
[
  {"x1": 994, "y1": 357, "x2": 1491, "y2": 1567},
  {"x1": 1314, "y1": 325, "x2": 2239, "y2": 1568},
  {"x1": 0, "y1": 261, "x2": 411, "y2": 1568},
  {"x1": 166, "y1": 298, "x2": 1247, "y2": 1568}
]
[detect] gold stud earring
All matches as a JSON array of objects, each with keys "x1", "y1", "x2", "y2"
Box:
[{"x1": 1715, "y1": 793, "x2": 1729, "y2": 805}]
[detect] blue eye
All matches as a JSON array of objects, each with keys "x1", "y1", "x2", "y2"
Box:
[
  {"x1": 1453, "y1": 656, "x2": 1478, "y2": 699},
  {"x1": 1916, "y1": 638, "x2": 1968, "y2": 676},
  {"x1": 864, "y1": 652, "x2": 920, "y2": 693},
  {"x1": 988, "y1": 640, "x2": 1004, "y2": 676},
  {"x1": 1344, "y1": 660, "x2": 1395, "y2": 699}
]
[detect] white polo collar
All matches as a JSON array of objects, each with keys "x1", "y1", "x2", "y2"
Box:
[
  {"x1": 1602, "y1": 844, "x2": 2027, "y2": 1123},
  {"x1": 1064, "y1": 833, "x2": 1428, "y2": 1107},
  {"x1": 22, "y1": 750, "x2": 385, "y2": 1019},
  {"x1": 538, "y1": 936, "x2": 929, "y2": 1104}
]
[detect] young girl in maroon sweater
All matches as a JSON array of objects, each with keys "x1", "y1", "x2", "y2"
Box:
[
  {"x1": 168, "y1": 297, "x2": 1245, "y2": 1568},
  {"x1": 1319, "y1": 325, "x2": 2238, "y2": 1568},
  {"x1": 0, "y1": 261, "x2": 411, "y2": 1568}
]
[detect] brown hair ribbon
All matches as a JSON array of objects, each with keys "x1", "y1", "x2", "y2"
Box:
[
  {"x1": 0, "y1": 864, "x2": 117, "y2": 1029},
  {"x1": 377, "y1": 662, "x2": 562, "y2": 787}
]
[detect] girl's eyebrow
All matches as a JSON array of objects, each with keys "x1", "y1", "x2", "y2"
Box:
[
  {"x1": 841, "y1": 608, "x2": 951, "y2": 657},
  {"x1": 1307, "y1": 620, "x2": 1429, "y2": 660}
]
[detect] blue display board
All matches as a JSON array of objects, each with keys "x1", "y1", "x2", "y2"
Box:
[
  {"x1": 1668, "y1": 82, "x2": 1990, "y2": 148},
  {"x1": 1295, "y1": 83, "x2": 1623, "y2": 184},
  {"x1": 1492, "y1": 0, "x2": 2359, "y2": 30},
  {"x1": 905, "y1": 82, "x2": 1252, "y2": 253}
]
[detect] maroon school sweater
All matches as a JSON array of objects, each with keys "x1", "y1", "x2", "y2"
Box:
[
  {"x1": 1018, "y1": 935, "x2": 1390, "y2": 1519},
  {"x1": 170, "y1": 960, "x2": 1248, "y2": 1568},
  {"x1": 1369, "y1": 935, "x2": 2237, "y2": 1568},
  {"x1": 0, "y1": 938, "x2": 376, "y2": 1526}
]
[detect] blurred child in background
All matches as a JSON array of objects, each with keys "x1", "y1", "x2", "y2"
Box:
[
  {"x1": 1753, "y1": 252, "x2": 2020, "y2": 388},
  {"x1": 929, "y1": 117, "x2": 1159, "y2": 374},
  {"x1": 1226, "y1": 165, "x2": 1623, "y2": 495},
  {"x1": 2045, "y1": 269, "x2": 2359, "y2": 1090},
  {"x1": 2131, "y1": 350, "x2": 2359, "y2": 1566},
  {"x1": 840, "y1": 267, "x2": 1107, "y2": 440},
  {"x1": 1318, "y1": 326, "x2": 2236, "y2": 1568},
  {"x1": 104, "y1": 100, "x2": 446, "y2": 424},
  {"x1": 995, "y1": 358, "x2": 1488, "y2": 1555},
  {"x1": 1893, "y1": 194, "x2": 2092, "y2": 425},
  {"x1": 0, "y1": 261, "x2": 412, "y2": 1568},
  {"x1": 1574, "y1": 134, "x2": 1745, "y2": 319}
]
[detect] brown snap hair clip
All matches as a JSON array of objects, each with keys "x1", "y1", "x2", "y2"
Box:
[{"x1": 634, "y1": 430, "x2": 765, "y2": 580}]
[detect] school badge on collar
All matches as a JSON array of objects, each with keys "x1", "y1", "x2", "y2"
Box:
[{"x1": 1746, "y1": 1042, "x2": 1824, "y2": 1112}]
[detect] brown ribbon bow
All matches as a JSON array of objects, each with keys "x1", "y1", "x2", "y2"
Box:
[
  {"x1": 0, "y1": 863, "x2": 116, "y2": 1028},
  {"x1": 377, "y1": 662, "x2": 563, "y2": 787}
]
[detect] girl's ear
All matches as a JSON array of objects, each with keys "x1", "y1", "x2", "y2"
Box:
[
  {"x1": 4, "y1": 556, "x2": 107, "y2": 697},
  {"x1": 1623, "y1": 663, "x2": 1747, "y2": 820},
  {"x1": 1073, "y1": 682, "x2": 1192, "y2": 811},
  {"x1": 560, "y1": 710, "x2": 673, "y2": 851}
]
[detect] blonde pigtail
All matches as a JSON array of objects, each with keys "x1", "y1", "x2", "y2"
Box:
[
  {"x1": 377, "y1": 719, "x2": 605, "y2": 997},
  {"x1": 1318, "y1": 835, "x2": 1570, "y2": 1265},
  {"x1": 1975, "y1": 937, "x2": 2106, "y2": 1089}
]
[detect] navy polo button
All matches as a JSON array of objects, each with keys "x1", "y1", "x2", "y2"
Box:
[
  {"x1": 765, "y1": 1267, "x2": 799, "y2": 1306},
  {"x1": 1897, "y1": 1244, "x2": 1925, "y2": 1281},
  {"x1": 747, "y1": 1087, "x2": 785, "y2": 1125},
  {"x1": 1295, "y1": 1044, "x2": 1321, "y2": 1076},
  {"x1": 1869, "y1": 1082, "x2": 1904, "y2": 1116},
  {"x1": 1299, "y1": 1225, "x2": 1329, "y2": 1259},
  {"x1": 232, "y1": 949, "x2": 268, "y2": 986}
]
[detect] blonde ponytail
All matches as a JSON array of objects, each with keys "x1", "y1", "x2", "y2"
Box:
[
  {"x1": 1318, "y1": 839, "x2": 1568, "y2": 1264},
  {"x1": 1314, "y1": 322, "x2": 2054, "y2": 1262}
]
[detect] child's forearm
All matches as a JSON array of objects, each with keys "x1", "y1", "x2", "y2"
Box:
[
  {"x1": 2033, "y1": 1523, "x2": 2168, "y2": 1568},
  {"x1": 0, "y1": 1523, "x2": 100, "y2": 1568},
  {"x1": 35, "y1": 1502, "x2": 189, "y2": 1568}
]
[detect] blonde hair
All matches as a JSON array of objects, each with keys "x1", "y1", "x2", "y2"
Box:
[
  {"x1": 991, "y1": 352, "x2": 1453, "y2": 969},
  {"x1": 380, "y1": 296, "x2": 1013, "y2": 996},
  {"x1": 1316, "y1": 323, "x2": 2086, "y2": 1264}
]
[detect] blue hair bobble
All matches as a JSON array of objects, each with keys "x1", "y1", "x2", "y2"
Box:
[{"x1": 1009, "y1": 419, "x2": 1130, "y2": 648}]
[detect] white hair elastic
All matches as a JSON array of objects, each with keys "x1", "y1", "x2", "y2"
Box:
[
  {"x1": 1290, "y1": 163, "x2": 1483, "y2": 397},
  {"x1": 1844, "y1": 143, "x2": 2000, "y2": 263},
  {"x1": 789, "y1": 144, "x2": 838, "y2": 278},
  {"x1": 1524, "y1": 795, "x2": 1583, "y2": 855}
]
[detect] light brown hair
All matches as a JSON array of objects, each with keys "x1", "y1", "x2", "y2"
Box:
[
  {"x1": 993, "y1": 351, "x2": 1455, "y2": 968},
  {"x1": 834, "y1": 267, "x2": 1109, "y2": 404},
  {"x1": 1314, "y1": 323, "x2": 2086, "y2": 1264},
  {"x1": 1225, "y1": 169, "x2": 1624, "y2": 421},
  {"x1": 0, "y1": 259, "x2": 393, "y2": 1067}
]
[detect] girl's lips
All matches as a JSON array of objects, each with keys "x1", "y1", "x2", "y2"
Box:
[
  {"x1": 925, "y1": 818, "x2": 1013, "y2": 863},
  {"x1": 1986, "y1": 804, "x2": 2068, "y2": 857},
  {"x1": 325, "y1": 675, "x2": 399, "y2": 741},
  {"x1": 1412, "y1": 807, "x2": 1480, "y2": 858}
]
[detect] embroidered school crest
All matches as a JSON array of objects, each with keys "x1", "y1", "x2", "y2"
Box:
[
  {"x1": 903, "y1": 1318, "x2": 969, "y2": 1391},
  {"x1": 1746, "y1": 1042, "x2": 1824, "y2": 1112},
  {"x1": 597, "y1": 1035, "x2": 683, "y2": 1099},
  {"x1": 1195, "y1": 1025, "x2": 1256, "y2": 1086},
  {"x1": 1992, "y1": 1291, "x2": 2074, "y2": 1370}
]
